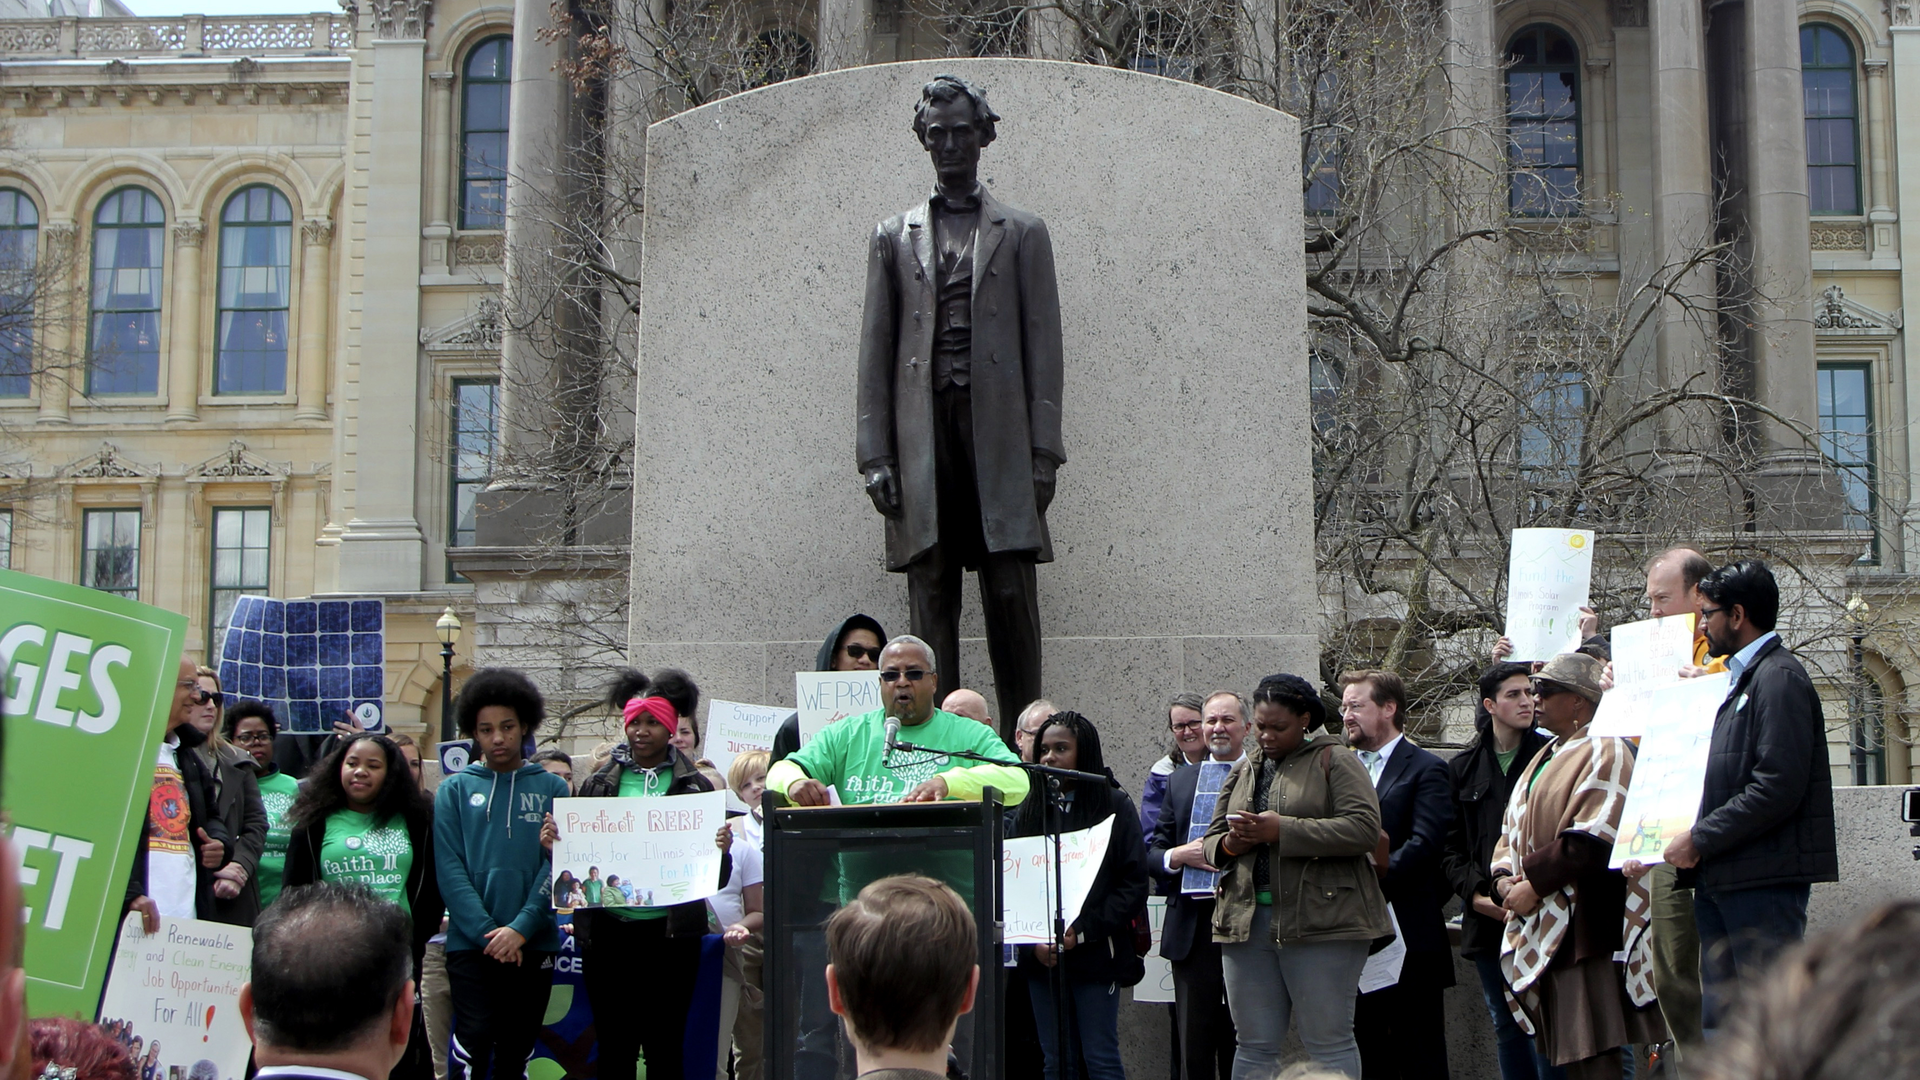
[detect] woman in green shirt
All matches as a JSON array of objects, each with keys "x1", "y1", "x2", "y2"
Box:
[
  {"x1": 283, "y1": 733, "x2": 443, "y2": 1080},
  {"x1": 223, "y1": 701, "x2": 300, "y2": 908}
]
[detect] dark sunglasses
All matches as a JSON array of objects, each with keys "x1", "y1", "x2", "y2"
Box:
[
  {"x1": 879, "y1": 669, "x2": 929, "y2": 683},
  {"x1": 844, "y1": 644, "x2": 883, "y2": 662},
  {"x1": 192, "y1": 688, "x2": 224, "y2": 707}
]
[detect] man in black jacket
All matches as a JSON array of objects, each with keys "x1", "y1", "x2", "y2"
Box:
[
  {"x1": 1341, "y1": 670, "x2": 1455, "y2": 1080},
  {"x1": 1147, "y1": 691, "x2": 1248, "y2": 1080},
  {"x1": 1663, "y1": 560, "x2": 1837, "y2": 1033},
  {"x1": 1442, "y1": 663, "x2": 1552, "y2": 1080},
  {"x1": 125, "y1": 656, "x2": 229, "y2": 930}
]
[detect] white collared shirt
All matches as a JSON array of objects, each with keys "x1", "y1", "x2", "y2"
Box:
[
  {"x1": 1726, "y1": 631, "x2": 1779, "y2": 680},
  {"x1": 1359, "y1": 734, "x2": 1403, "y2": 788},
  {"x1": 257, "y1": 1066, "x2": 376, "y2": 1080}
]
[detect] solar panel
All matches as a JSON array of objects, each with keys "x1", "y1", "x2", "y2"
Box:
[{"x1": 218, "y1": 595, "x2": 385, "y2": 733}]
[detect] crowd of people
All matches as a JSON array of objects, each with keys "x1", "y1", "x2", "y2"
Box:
[{"x1": 20, "y1": 545, "x2": 1858, "y2": 1080}]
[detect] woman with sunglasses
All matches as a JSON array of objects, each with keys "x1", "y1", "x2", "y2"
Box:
[
  {"x1": 222, "y1": 700, "x2": 299, "y2": 908},
  {"x1": 284, "y1": 732, "x2": 442, "y2": 1080},
  {"x1": 187, "y1": 667, "x2": 269, "y2": 926}
]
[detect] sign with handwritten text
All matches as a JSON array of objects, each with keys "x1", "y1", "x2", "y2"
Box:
[
  {"x1": 1503, "y1": 528, "x2": 1595, "y2": 661},
  {"x1": 1608, "y1": 614, "x2": 1698, "y2": 690},
  {"x1": 705, "y1": 699, "x2": 788, "y2": 780},
  {"x1": 97, "y1": 916, "x2": 252, "y2": 1080},
  {"x1": 550, "y1": 793, "x2": 727, "y2": 909},
  {"x1": 1132, "y1": 896, "x2": 1175, "y2": 1003},
  {"x1": 1001, "y1": 815, "x2": 1115, "y2": 945},
  {"x1": 1607, "y1": 672, "x2": 1730, "y2": 867},
  {"x1": 795, "y1": 670, "x2": 882, "y2": 745}
]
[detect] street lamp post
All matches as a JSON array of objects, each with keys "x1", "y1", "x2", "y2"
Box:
[
  {"x1": 1846, "y1": 593, "x2": 1875, "y2": 785},
  {"x1": 436, "y1": 606, "x2": 463, "y2": 745}
]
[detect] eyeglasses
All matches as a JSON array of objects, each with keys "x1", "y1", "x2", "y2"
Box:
[
  {"x1": 1698, "y1": 606, "x2": 1724, "y2": 621},
  {"x1": 231, "y1": 731, "x2": 273, "y2": 745},
  {"x1": 190, "y1": 688, "x2": 223, "y2": 707},
  {"x1": 879, "y1": 669, "x2": 929, "y2": 683},
  {"x1": 1170, "y1": 720, "x2": 1203, "y2": 733},
  {"x1": 844, "y1": 644, "x2": 883, "y2": 662}
]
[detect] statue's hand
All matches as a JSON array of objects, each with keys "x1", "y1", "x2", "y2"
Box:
[
  {"x1": 865, "y1": 464, "x2": 903, "y2": 518},
  {"x1": 1033, "y1": 457, "x2": 1057, "y2": 515}
]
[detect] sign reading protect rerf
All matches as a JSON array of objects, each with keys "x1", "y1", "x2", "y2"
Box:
[{"x1": 1, "y1": 568, "x2": 188, "y2": 1018}]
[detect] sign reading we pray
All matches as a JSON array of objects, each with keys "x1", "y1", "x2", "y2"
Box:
[{"x1": 549, "y1": 793, "x2": 727, "y2": 909}]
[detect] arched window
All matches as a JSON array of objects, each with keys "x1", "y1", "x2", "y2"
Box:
[
  {"x1": 0, "y1": 189, "x2": 37, "y2": 398},
  {"x1": 1506, "y1": 25, "x2": 1581, "y2": 217},
  {"x1": 1802, "y1": 24, "x2": 1860, "y2": 215},
  {"x1": 215, "y1": 185, "x2": 293, "y2": 395},
  {"x1": 88, "y1": 187, "x2": 165, "y2": 396},
  {"x1": 460, "y1": 36, "x2": 512, "y2": 230}
]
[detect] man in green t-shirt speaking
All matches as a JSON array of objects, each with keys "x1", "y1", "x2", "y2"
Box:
[{"x1": 769, "y1": 636, "x2": 1030, "y2": 808}]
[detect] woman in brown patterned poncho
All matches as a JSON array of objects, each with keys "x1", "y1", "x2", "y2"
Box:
[{"x1": 1490, "y1": 653, "x2": 1665, "y2": 1080}]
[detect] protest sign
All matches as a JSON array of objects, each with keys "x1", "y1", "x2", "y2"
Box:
[
  {"x1": 437, "y1": 739, "x2": 473, "y2": 777},
  {"x1": 1001, "y1": 815, "x2": 1115, "y2": 945},
  {"x1": 1503, "y1": 528, "x2": 1595, "y2": 661},
  {"x1": 1182, "y1": 761, "x2": 1231, "y2": 895},
  {"x1": 1358, "y1": 905, "x2": 1405, "y2": 994},
  {"x1": 2, "y1": 568, "x2": 187, "y2": 1018},
  {"x1": 550, "y1": 792, "x2": 728, "y2": 908},
  {"x1": 1607, "y1": 672, "x2": 1731, "y2": 867},
  {"x1": 1610, "y1": 614, "x2": 1698, "y2": 689},
  {"x1": 1133, "y1": 896, "x2": 1175, "y2": 1003},
  {"x1": 97, "y1": 916, "x2": 252, "y2": 1080},
  {"x1": 705, "y1": 699, "x2": 788, "y2": 778},
  {"x1": 795, "y1": 670, "x2": 881, "y2": 745}
]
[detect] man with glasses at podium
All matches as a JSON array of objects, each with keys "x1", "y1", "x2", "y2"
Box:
[{"x1": 769, "y1": 635, "x2": 1029, "y2": 810}]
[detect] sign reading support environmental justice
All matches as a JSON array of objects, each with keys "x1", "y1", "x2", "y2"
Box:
[
  {"x1": 1502, "y1": 528, "x2": 1596, "y2": 661},
  {"x1": 549, "y1": 792, "x2": 728, "y2": 908},
  {"x1": 1, "y1": 568, "x2": 188, "y2": 1018},
  {"x1": 97, "y1": 915, "x2": 253, "y2": 1080}
]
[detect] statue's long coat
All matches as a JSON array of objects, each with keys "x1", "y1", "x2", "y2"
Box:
[{"x1": 856, "y1": 187, "x2": 1065, "y2": 571}]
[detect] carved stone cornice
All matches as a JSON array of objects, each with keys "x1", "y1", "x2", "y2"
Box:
[
  {"x1": 173, "y1": 221, "x2": 205, "y2": 249},
  {"x1": 420, "y1": 296, "x2": 503, "y2": 352},
  {"x1": 368, "y1": 0, "x2": 431, "y2": 39},
  {"x1": 302, "y1": 218, "x2": 335, "y2": 247},
  {"x1": 1814, "y1": 284, "x2": 1902, "y2": 334},
  {"x1": 63, "y1": 441, "x2": 158, "y2": 480},
  {"x1": 188, "y1": 438, "x2": 290, "y2": 480}
]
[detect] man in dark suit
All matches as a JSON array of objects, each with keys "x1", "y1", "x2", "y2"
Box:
[
  {"x1": 1663, "y1": 559, "x2": 1837, "y2": 1033},
  {"x1": 857, "y1": 73, "x2": 1065, "y2": 729},
  {"x1": 1340, "y1": 670, "x2": 1454, "y2": 1080},
  {"x1": 1148, "y1": 690, "x2": 1249, "y2": 1080},
  {"x1": 241, "y1": 883, "x2": 415, "y2": 1080}
]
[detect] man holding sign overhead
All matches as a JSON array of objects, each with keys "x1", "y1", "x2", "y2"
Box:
[{"x1": 768, "y1": 636, "x2": 1028, "y2": 809}]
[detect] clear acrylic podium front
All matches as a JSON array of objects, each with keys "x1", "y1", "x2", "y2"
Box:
[{"x1": 763, "y1": 794, "x2": 1004, "y2": 1080}]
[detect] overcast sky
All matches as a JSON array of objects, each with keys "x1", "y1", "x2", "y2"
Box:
[{"x1": 125, "y1": 0, "x2": 336, "y2": 15}]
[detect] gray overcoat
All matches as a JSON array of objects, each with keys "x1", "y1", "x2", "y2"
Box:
[{"x1": 856, "y1": 188, "x2": 1065, "y2": 571}]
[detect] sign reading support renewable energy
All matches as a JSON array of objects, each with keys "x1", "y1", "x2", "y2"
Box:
[{"x1": 1, "y1": 567, "x2": 189, "y2": 1018}]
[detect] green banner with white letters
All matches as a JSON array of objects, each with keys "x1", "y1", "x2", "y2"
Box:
[{"x1": 1, "y1": 568, "x2": 187, "y2": 1018}]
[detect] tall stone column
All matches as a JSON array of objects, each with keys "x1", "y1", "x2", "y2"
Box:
[
  {"x1": 1863, "y1": 58, "x2": 1896, "y2": 258},
  {"x1": 423, "y1": 71, "x2": 455, "y2": 274},
  {"x1": 1648, "y1": 0, "x2": 1715, "y2": 444},
  {"x1": 816, "y1": 0, "x2": 869, "y2": 71},
  {"x1": 1583, "y1": 57, "x2": 1612, "y2": 204},
  {"x1": 335, "y1": 0, "x2": 430, "y2": 592},
  {"x1": 36, "y1": 222, "x2": 75, "y2": 424},
  {"x1": 164, "y1": 220, "x2": 203, "y2": 422},
  {"x1": 1739, "y1": 0, "x2": 1817, "y2": 450},
  {"x1": 295, "y1": 218, "x2": 332, "y2": 421}
]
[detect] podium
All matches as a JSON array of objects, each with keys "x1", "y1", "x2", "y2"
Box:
[{"x1": 763, "y1": 794, "x2": 1005, "y2": 1080}]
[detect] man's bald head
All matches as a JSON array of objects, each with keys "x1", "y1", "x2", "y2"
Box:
[{"x1": 941, "y1": 690, "x2": 992, "y2": 727}]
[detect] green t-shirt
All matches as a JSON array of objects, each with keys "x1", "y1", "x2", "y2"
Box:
[
  {"x1": 321, "y1": 809, "x2": 414, "y2": 914},
  {"x1": 607, "y1": 766, "x2": 671, "y2": 921},
  {"x1": 255, "y1": 771, "x2": 300, "y2": 907},
  {"x1": 1495, "y1": 746, "x2": 1520, "y2": 776},
  {"x1": 583, "y1": 879, "x2": 603, "y2": 904}
]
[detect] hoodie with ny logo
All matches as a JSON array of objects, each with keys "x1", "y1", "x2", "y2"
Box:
[{"x1": 434, "y1": 760, "x2": 571, "y2": 953}]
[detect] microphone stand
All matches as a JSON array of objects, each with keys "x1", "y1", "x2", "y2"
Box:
[{"x1": 891, "y1": 739, "x2": 1109, "y2": 1080}]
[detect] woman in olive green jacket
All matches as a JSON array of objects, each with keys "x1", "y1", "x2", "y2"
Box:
[{"x1": 1201, "y1": 674, "x2": 1391, "y2": 1080}]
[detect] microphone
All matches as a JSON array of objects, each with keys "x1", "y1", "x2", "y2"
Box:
[{"x1": 884, "y1": 715, "x2": 902, "y2": 753}]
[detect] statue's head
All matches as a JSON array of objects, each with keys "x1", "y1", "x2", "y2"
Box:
[{"x1": 912, "y1": 74, "x2": 999, "y2": 149}]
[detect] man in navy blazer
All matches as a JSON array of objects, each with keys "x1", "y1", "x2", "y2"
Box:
[
  {"x1": 1340, "y1": 670, "x2": 1455, "y2": 1080},
  {"x1": 242, "y1": 883, "x2": 416, "y2": 1080},
  {"x1": 1147, "y1": 691, "x2": 1249, "y2": 1080}
]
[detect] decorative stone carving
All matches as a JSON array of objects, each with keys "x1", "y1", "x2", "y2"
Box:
[
  {"x1": 0, "y1": 461, "x2": 31, "y2": 482},
  {"x1": 1814, "y1": 284, "x2": 1902, "y2": 333},
  {"x1": 42, "y1": 223, "x2": 77, "y2": 254},
  {"x1": 203, "y1": 17, "x2": 313, "y2": 51},
  {"x1": 1889, "y1": 1, "x2": 1916, "y2": 28},
  {"x1": 64, "y1": 442, "x2": 157, "y2": 480},
  {"x1": 173, "y1": 221, "x2": 205, "y2": 249},
  {"x1": 453, "y1": 235, "x2": 504, "y2": 266},
  {"x1": 368, "y1": 0, "x2": 431, "y2": 39},
  {"x1": 0, "y1": 22, "x2": 60, "y2": 52},
  {"x1": 77, "y1": 19, "x2": 188, "y2": 52},
  {"x1": 1810, "y1": 223, "x2": 1869, "y2": 251},
  {"x1": 1610, "y1": 0, "x2": 1647, "y2": 28},
  {"x1": 419, "y1": 296, "x2": 504, "y2": 352},
  {"x1": 190, "y1": 439, "x2": 288, "y2": 479},
  {"x1": 302, "y1": 218, "x2": 335, "y2": 247}
]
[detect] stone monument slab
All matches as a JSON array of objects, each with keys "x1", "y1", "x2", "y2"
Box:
[{"x1": 632, "y1": 58, "x2": 1310, "y2": 788}]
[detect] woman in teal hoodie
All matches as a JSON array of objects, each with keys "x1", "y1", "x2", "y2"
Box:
[{"x1": 433, "y1": 668, "x2": 571, "y2": 1080}]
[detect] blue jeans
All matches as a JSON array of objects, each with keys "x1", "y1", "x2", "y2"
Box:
[
  {"x1": 1219, "y1": 906, "x2": 1368, "y2": 1080},
  {"x1": 1029, "y1": 974, "x2": 1125, "y2": 1080},
  {"x1": 1694, "y1": 883, "x2": 1810, "y2": 1034},
  {"x1": 1472, "y1": 953, "x2": 1566, "y2": 1080}
]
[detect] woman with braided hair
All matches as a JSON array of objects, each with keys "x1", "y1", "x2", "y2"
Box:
[{"x1": 1005, "y1": 710, "x2": 1151, "y2": 1080}]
